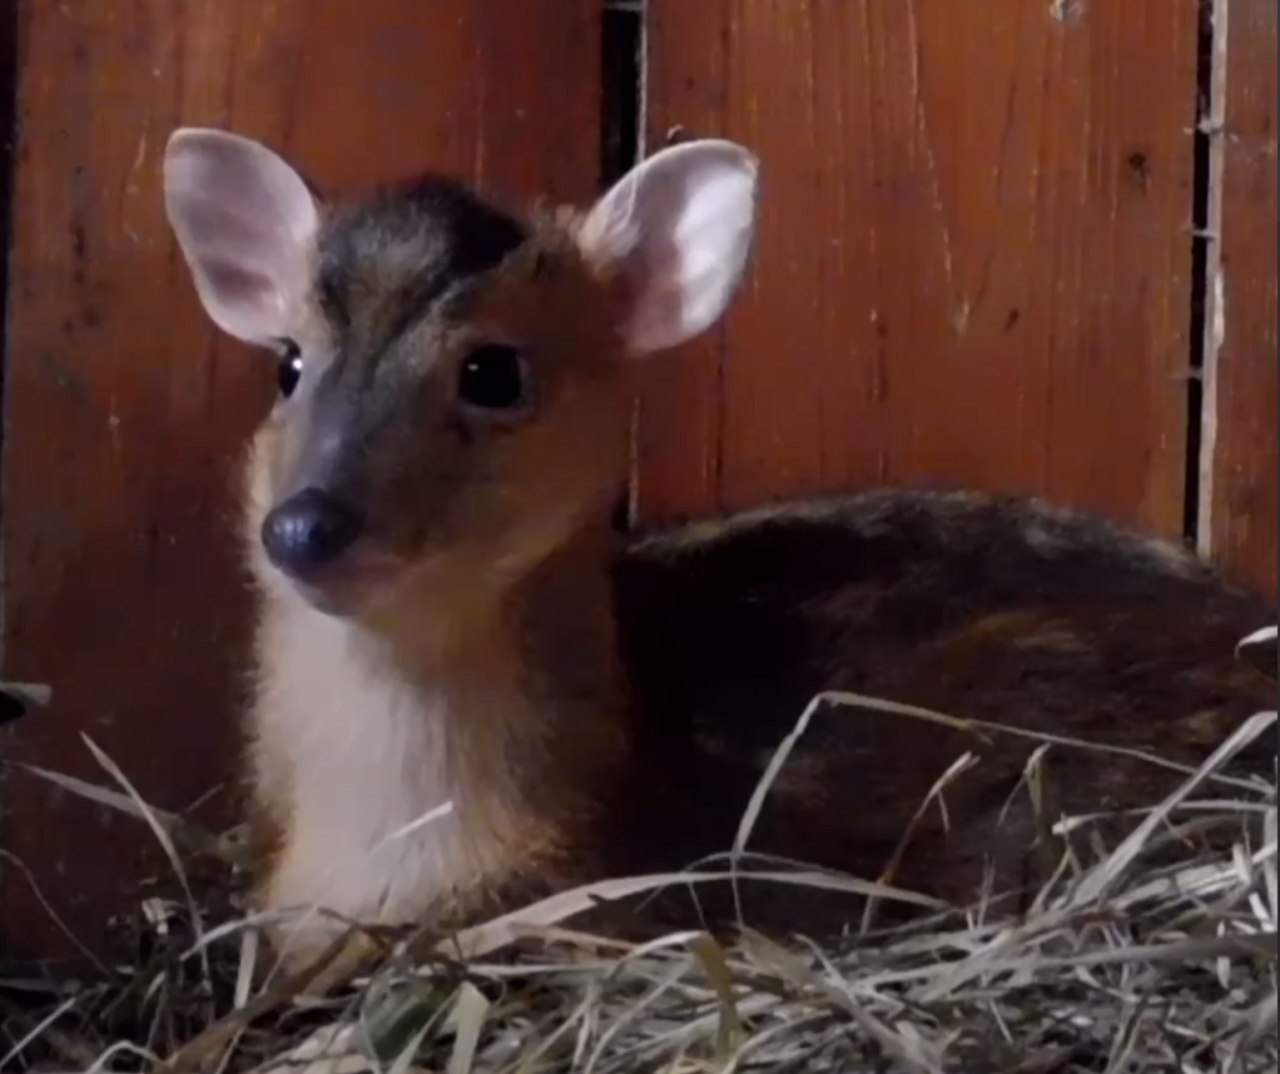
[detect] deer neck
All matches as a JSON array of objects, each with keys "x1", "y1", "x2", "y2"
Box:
[{"x1": 248, "y1": 510, "x2": 630, "y2": 935}]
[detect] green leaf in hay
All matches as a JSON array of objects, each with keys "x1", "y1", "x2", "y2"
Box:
[{"x1": 359, "y1": 980, "x2": 450, "y2": 1065}]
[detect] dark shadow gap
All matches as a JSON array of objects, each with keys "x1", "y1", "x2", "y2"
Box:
[
  {"x1": 601, "y1": 1, "x2": 642, "y2": 190},
  {"x1": 602, "y1": 1, "x2": 644, "y2": 532},
  {"x1": 1183, "y1": 0, "x2": 1220, "y2": 548},
  {"x1": 0, "y1": 0, "x2": 22, "y2": 644},
  {"x1": 0, "y1": 0, "x2": 21, "y2": 940}
]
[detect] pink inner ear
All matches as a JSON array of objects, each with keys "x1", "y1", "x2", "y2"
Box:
[
  {"x1": 192, "y1": 190, "x2": 306, "y2": 280},
  {"x1": 200, "y1": 262, "x2": 284, "y2": 320},
  {"x1": 611, "y1": 229, "x2": 697, "y2": 355}
]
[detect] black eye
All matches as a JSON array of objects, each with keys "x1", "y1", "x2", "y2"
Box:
[
  {"x1": 276, "y1": 339, "x2": 303, "y2": 398},
  {"x1": 458, "y1": 344, "x2": 527, "y2": 412}
]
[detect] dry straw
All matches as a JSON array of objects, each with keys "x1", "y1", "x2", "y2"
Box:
[{"x1": 2, "y1": 644, "x2": 1276, "y2": 1074}]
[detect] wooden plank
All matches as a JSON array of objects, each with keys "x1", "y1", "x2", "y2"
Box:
[
  {"x1": 638, "y1": 0, "x2": 1201, "y2": 536},
  {"x1": 0, "y1": 0, "x2": 599, "y2": 964},
  {"x1": 1204, "y1": 0, "x2": 1278, "y2": 598}
]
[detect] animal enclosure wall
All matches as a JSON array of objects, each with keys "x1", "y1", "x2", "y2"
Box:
[
  {"x1": 0, "y1": 0, "x2": 603, "y2": 963},
  {"x1": 0, "y1": 0, "x2": 1275, "y2": 963},
  {"x1": 1204, "y1": 0, "x2": 1278, "y2": 598}
]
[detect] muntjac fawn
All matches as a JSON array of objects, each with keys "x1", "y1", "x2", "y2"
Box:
[{"x1": 163, "y1": 128, "x2": 1276, "y2": 971}]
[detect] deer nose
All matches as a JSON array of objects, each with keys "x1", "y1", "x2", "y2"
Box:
[{"x1": 261, "y1": 488, "x2": 364, "y2": 575}]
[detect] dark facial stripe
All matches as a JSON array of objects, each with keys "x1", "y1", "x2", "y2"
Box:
[{"x1": 315, "y1": 172, "x2": 528, "y2": 338}]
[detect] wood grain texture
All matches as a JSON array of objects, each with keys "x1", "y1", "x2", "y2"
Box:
[
  {"x1": 638, "y1": 0, "x2": 1201, "y2": 537},
  {"x1": 0, "y1": 0, "x2": 599, "y2": 964},
  {"x1": 1205, "y1": 0, "x2": 1278, "y2": 598}
]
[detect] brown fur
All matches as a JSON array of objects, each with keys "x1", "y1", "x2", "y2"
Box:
[
  {"x1": 613, "y1": 492, "x2": 1275, "y2": 926},
  {"x1": 219, "y1": 165, "x2": 1275, "y2": 970}
]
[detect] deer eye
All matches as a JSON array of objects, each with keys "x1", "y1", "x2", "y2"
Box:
[
  {"x1": 457, "y1": 344, "x2": 527, "y2": 413},
  {"x1": 275, "y1": 339, "x2": 303, "y2": 399}
]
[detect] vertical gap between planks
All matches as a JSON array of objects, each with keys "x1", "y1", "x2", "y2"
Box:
[
  {"x1": 602, "y1": 0, "x2": 644, "y2": 189},
  {"x1": 0, "y1": 0, "x2": 21, "y2": 842},
  {"x1": 1190, "y1": 0, "x2": 1229, "y2": 555},
  {"x1": 0, "y1": 0, "x2": 22, "y2": 658},
  {"x1": 603, "y1": 0, "x2": 647, "y2": 530}
]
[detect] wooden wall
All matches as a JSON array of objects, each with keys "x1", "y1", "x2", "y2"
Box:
[
  {"x1": 1202, "y1": 0, "x2": 1278, "y2": 596},
  {"x1": 638, "y1": 0, "x2": 1202, "y2": 534},
  {"x1": 1, "y1": 0, "x2": 1275, "y2": 964},
  {"x1": 0, "y1": 0, "x2": 600, "y2": 965}
]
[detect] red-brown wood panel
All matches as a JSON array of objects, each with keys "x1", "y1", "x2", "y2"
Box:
[
  {"x1": 1205, "y1": 0, "x2": 1278, "y2": 598},
  {"x1": 637, "y1": 0, "x2": 1200, "y2": 536},
  {"x1": 0, "y1": 0, "x2": 599, "y2": 964}
]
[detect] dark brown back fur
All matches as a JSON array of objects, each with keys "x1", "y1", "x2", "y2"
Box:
[{"x1": 600, "y1": 489, "x2": 1276, "y2": 930}]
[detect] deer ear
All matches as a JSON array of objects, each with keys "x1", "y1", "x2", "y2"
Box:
[
  {"x1": 163, "y1": 128, "x2": 319, "y2": 345},
  {"x1": 579, "y1": 139, "x2": 759, "y2": 356}
]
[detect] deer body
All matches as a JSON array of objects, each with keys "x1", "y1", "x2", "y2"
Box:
[
  {"x1": 164, "y1": 130, "x2": 1277, "y2": 971},
  {"x1": 244, "y1": 452, "x2": 633, "y2": 953}
]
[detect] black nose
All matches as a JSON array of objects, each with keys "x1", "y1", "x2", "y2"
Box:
[{"x1": 261, "y1": 488, "x2": 364, "y2": 574}]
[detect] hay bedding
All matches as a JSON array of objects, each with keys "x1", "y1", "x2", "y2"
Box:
[{"x1": 1, "y1": 681, "x2": 1276, "y2": 1074}]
